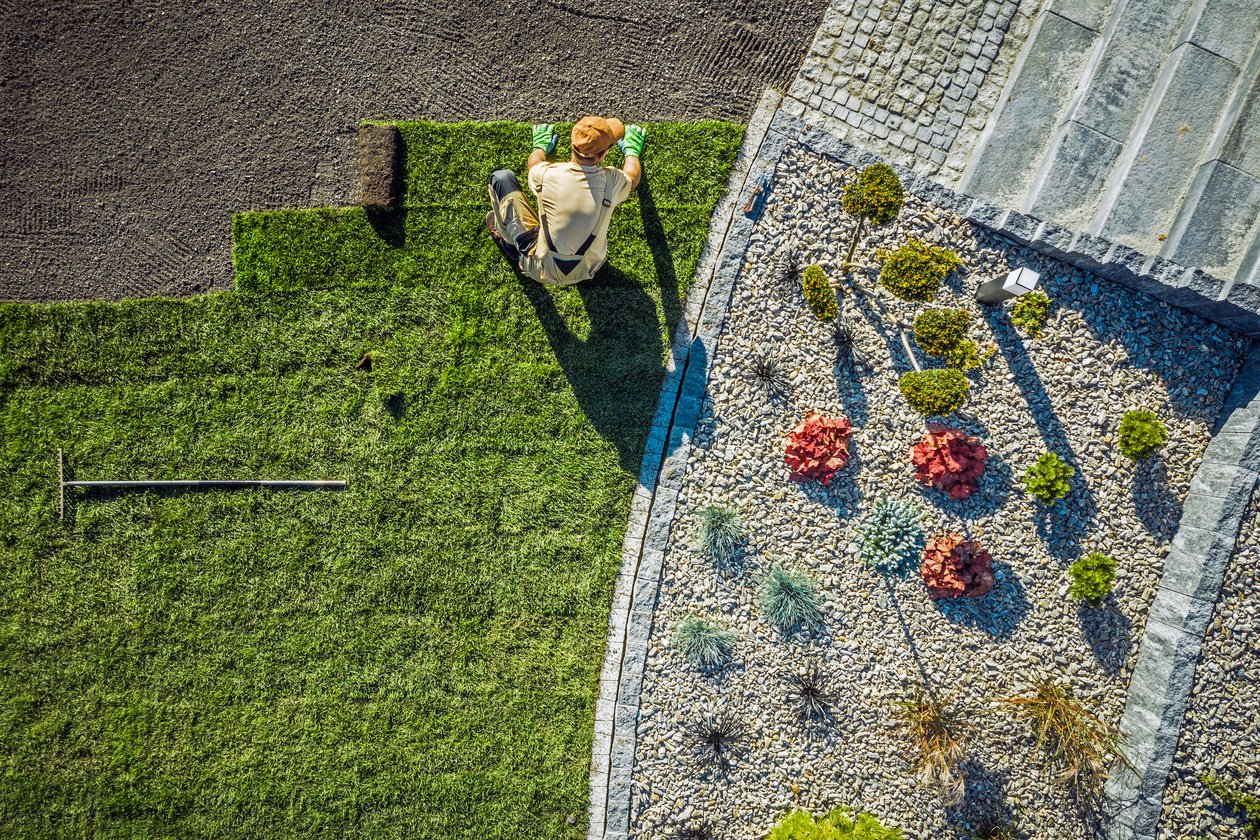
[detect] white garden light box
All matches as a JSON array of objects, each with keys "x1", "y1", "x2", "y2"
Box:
[{"x1": 976, "y1": 267, "x2": 1040, "y2": 303}]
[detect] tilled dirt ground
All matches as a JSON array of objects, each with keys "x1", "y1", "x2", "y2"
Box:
[{"x1": 0, "y1": 0, "x2": 826, "y2": 302}]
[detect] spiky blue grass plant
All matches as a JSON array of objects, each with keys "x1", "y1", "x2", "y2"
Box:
[
  {"x1": 857, "y1": 495, "x2": 927, "y2": 576},
  {"x1": 760, "y1": 565, "x2": 825, "y2": 632},
  {"x1": 696, "y1": 504, "x2": 746, "y2": 566},
  {"x1": 674, "y1": 616, "x2": 738, "y2": 669}
]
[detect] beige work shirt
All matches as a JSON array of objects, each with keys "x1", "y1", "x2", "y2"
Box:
[{"x1": 524, "y1": 162, "x2": 633, "y2": 284}]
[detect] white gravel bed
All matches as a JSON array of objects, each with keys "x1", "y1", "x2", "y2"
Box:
[
  {"x1": 1158, "y1": 487, "x2": 1260, "y2": 839},
  {"x1": 628, "y1": 144, "x2": 1251, "y2": 839}
]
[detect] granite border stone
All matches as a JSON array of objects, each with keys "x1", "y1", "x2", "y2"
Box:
[{"x1": 1103, "y1": 343, "x2": 1260, "y2": 840}]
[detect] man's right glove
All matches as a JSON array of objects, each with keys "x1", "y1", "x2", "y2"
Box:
[
  {"x1": 618, "y1": 124, "x2": 646, "y2": 158},
  {"x1": 531, "y1": 123, "x2": 558, "y2": 154}
]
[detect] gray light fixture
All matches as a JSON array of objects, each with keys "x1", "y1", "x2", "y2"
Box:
[{"x1": 976, "y1": 267, "x2": 1040, "y2": 303}]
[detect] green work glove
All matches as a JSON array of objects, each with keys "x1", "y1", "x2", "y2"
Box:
[
  {"x1": 618, "y1": 124, "x2": 646, "y2": 158},
  {"x1": 531, "y1": 123, "x2": 558, "y2": 154}
]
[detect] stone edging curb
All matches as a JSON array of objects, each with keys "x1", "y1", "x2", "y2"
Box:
[
  {"x1": 1103, "y1": 345, "x2": 1260, "y2": 840},
  {"x1": 586, "y1": 88, "x2": 791, "y2": 840}
]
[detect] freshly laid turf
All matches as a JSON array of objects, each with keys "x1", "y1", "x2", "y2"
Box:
[{"x1": 0, "y1": 120, "x2": 742, "y2": 838}]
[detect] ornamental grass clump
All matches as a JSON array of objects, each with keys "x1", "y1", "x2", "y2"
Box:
[
  {"x1": 767, "y1": 807, "x2": 903, "y2": 840},
  {"x1": 784, "y1": 666, "x2": 836, "y2": 726},
  {"x1": 1118, "y1": 410, "x2": 1168, "y2": 460},
  {"x1": 761, "y1": 565, "x2": 825, "y2": 632},
  {"x1": 842, "y1": 163, "x2": 905, "y2": 269},
  {"x1": 1023, "y1": 452, "x2": 1074, "y2": 504},
  {"x1": 857, "y1": 495, "x2": 927, "y2": 576},
  {"x1": 921, "y1": 532, "x2": 994, "y2": 599},
  {"x1": 1068, "y1": 553, "x2": 1117, "y2": 604},
  {"x1": 686, "y1": 708, "x2": 746, "y2": 777},
  {"x1": 879, "y1": 238, "x2": 962, "y2": 302},
  {"x1": 674, "y1": 616, "x2": 738, "y2": 669},
  {"x1": 1010, "y1": 291, "x2": 1052, "y2": 337},
  {"x1": 785, "y1": 411, "x2": 854, "y2": 486},
  {"x1": 696, "y1": 504, "x2": 746, "y2": 566},
  {"x1": 748, "y1": 351, "x2": 790, "y2": 400},
  {"x1": 899, "y1": 369, "x2": 970, "y2": 416},
  {"x1": 893, "y1": 684, "x2": 973, "y2": 805},
  {"x1": 913, "y1": 308, "x2": 982, "y2": 370},
  {"x1": 911, "y1": 426, "x2": 988, "y2": 499},
  {"x1": 1000, "y1": 676, "x2": 1131, "y2": 803},
  {"x1": 802, "y1": 264, "x2": 839, "y2": 321}
]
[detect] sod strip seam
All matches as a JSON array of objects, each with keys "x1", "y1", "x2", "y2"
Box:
[{"x1": 589, "y1": 88, "x2": 787, "y2": 840}]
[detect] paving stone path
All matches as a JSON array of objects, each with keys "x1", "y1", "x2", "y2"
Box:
[{"x1": 783, "y1": 0, "x2": 1042, "y2": 184}]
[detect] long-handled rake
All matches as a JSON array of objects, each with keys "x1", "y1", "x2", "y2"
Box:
[{"x1": 57, "y1": 448, "x2": 347, "y2": 520}]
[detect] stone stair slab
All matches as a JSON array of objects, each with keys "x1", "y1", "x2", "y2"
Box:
[{"x1": 961, "y1": 10, "x2": 1100, "y2": 207}]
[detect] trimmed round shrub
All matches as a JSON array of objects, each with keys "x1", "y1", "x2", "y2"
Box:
[
  {"x1": 879, "y1": 238, "x2": 962, "y2": 302},
  {"x1": 911, "y1": 426, "x2": 988, "y2": 500},
  {"x1": 1023, "y1": 452, "x2": 1074, "y2": 504},
  {"x1": 761, "y1": 565, "x2": 824, "y2": 632},
  {"x1": 802, "y1": 264, "x2": 838, "y2": 321},
  {"x1": 843, "y1": 163, "x2": 906, "y2": 227},
  {"x1": 899, "y1": 369, "x2": 970, "y2": 416},
  {"x1": 785, "y1": 411, "x2": 853, "y2": 485},
  {"x1": 1010, "y1": 291, "x2": 1052, "y2": 337},
  {"x1": 696, "y1": 504, "x2": 746, "y2": 565},
  {"x1": 1118, "y1": 410, "x2": 1168, "y2": 460},
  {"x1": 921, "y1": 532, "x2": 994, "y2": 599},
  {"x1": 674, "y1": 616, "x2": 738, "y2": 669},
  {"x1": 767, "y1": 807, "x2": 903, "y2": 840},
  {"x1": 857, "y1": 495, "x2": 927, "y2": 576},
  {"x1": 913, "y1": 308, "x2": 981, "y2": 370},
  {"x1": 1068, "y1": 553, "x2": 1117, "y2": 603}
]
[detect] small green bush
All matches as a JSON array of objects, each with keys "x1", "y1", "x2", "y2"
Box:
[
  {"x1": 879, "y1": 238, "x2": 962, "y2": 302},
  {"x1": 857, "y1": 495, "x2": 927, "y2": 576},
  {"x1": 761, "y1": 565, "x2": 824, "y2": 632},
  {"x1": 1198, "y1": 773, "x2": 1260, "y2": 839},
  {"x1": 674, "y1": 616, "x2": 738, "y2": 669},
  {"x1": 767, "y1": 807, "x2": 903, "y2": 840},
  {"x1": 1118, "y1": 410, "x2": 1168, "y2": 461},
  {"x1": 1023, "y1": 452, "x2": 1074, "y2": 504},
  {"x1": 1068, "y1": 554, "x2": 1117, "y2": 603},
  {"x1": 913, "y1": 309, "x2": 981, "y2": 370},
  {"x1": 802, "y1": 265, "x2": 838, "y2": 322},
  {"x1": 1010, "y1": 291, "x2": 1051, "y2": 338},
  {"x1": 842, "y1": 164, "x2": 906, "y2": 268},
  {"x1": 898, "y1": 369, "x2": 970, "y2": 416},
  {"x1": 696, "y1": 504, "x2": 746, "y2": 565}
]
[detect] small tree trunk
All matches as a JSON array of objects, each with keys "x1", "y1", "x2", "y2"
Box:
[{"x1": 843, "y1": 215, "x2": 866, "y2": 270}]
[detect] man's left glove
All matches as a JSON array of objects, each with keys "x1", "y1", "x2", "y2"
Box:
[
  {"x1": 531, "y1": 124, "x2": 558, "y2": 155},
  {"x1": 618, "y1": 124, "x2": 646, "y2": 158}
]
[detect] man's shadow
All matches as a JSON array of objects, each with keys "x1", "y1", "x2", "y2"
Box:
[{"x1": 516, "y1": 175, "x2": 681, "y2": 473}]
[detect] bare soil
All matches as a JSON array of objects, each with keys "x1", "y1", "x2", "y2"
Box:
[{"x1": 0, "y1": 0, "x2": 825, "y2": 302}]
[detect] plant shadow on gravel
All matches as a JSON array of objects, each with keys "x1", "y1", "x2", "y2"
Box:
[
  {"x1": 945, "y1": 759, "x2": 1021, "y2": 839},
  {"x1": 983, "y1": 308, "x2": 1098, "y2": 561},
  {"x1": 1132, "y1": 456, "x2": 1179, "y2": 541},
  {"x1": 934, "y1": 560, "x2": 1030, "y2": 640},
  {"x1": 1077, "y1": 597, "x2": 1133, "y2": 676}
]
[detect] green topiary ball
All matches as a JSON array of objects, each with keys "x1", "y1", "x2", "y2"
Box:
[
  {"x1": 879, "y1": 238, "x2": 962, "y2": 302},
  {"x1": 1068, "y1": 553, "x2": 1117, "y2": 603},
  {"x1": 898, "y1": 369, "x2": 970, "y2": 416},
  {"x1": 842, "y1": 163, "x2": 905, "y2": 227},
  {"x1": 1118, "y1": 410, "x2": 1168, "y2": 460},
  {"x1": 1023, "y1": 452, "x2": 1074, "y2": 504}
]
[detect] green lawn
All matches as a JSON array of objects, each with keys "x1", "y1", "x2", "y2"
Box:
[{"x1": 0, "y1": 121, "x2": 741, "y2": 838}]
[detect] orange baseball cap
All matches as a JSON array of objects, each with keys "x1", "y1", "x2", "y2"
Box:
[{"x1": 571, "y1": 116, "x2": 625, "y2": 158}]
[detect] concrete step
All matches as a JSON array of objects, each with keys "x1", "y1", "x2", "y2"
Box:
[
  {"x1": 1026, "y1": 0, "x2": 1198, "y2": 229},
  {"x1": 1164, "y1": 37, "x2": 1260, "y2": 281},
  {"x1": 959, "y1": 0, "x2": 1107, "y2": 207},
  {"x1": 1094, "y1": 43, "x2": 1242, "y2": 252}
]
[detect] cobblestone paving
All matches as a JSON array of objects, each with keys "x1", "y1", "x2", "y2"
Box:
[{"x1": 783, "y1": 0, "x2": 1042, "y2": 184}]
